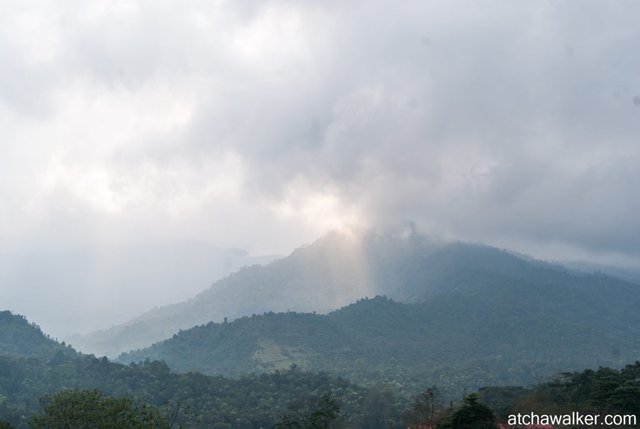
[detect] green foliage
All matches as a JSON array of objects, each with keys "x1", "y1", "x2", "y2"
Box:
[
  {"x1": 274, "y1": 393, "x2": 340, "y2": 429},
  {"x1": 405, "y1": 387, "x2": 440, "y2": 428},
  {"x1": 0, "y1": 349, "x2": 384, "y2": 429},
  {"x1": 1, "y1": 309, "x2": 399, "y2": 428},
  {"x1": 508, "y1": 362, "x2": 640, "y2": 417},
  {"x1": 438, "y1": 393, "x2": 498, "y2": 429},
  {"x1": 119, "y1": 278, "x2": 640, "y2": 399},
  {"x1": 3, "y1": 305, "x2": 640, "y2": 429},
  {"x1": 350, "y1": 385, "x2": 404, "y2": 429},
  {"x1": 5, "y1": 234, "x2": 640, "y2": 428},
  {"x1": 30, "y1": 390, "x2": 169, "y2": 429},
  {"x1": 306, "y1": 394, "x2": 340, "y2": 428},
  {"x1": 0, "y1": 312, "x2": 71, "y2": 359},
  {"x1": 477, "y1": 386, "x2": 528, "y2": 420},
  {"x1": 80, "y1": 232, "x2": 640, "y2": 362}
]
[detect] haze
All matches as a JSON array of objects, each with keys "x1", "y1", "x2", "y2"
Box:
[{"x1": 1, "y1": 0, "x2": 639, "y2": 338}]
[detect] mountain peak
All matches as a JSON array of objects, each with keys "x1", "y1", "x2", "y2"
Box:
[
  {"x1": 70, "y1": 230, "x2": 637, "y2": 358},
  {"x1": 0, "y1": 311, "x2": 70, "y2": 358}
]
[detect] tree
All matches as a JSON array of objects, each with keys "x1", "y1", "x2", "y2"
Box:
[
  {"x1": 354, "y1": 385, "x2": 402, "y2": 429},
  {"x1": 30, "y1": 389, "x2": 170, "y2": 429},
  {"x1": 304, "y1": 394, "x2": 340, "y2": 429},
  {"x1": 273, "y1": 393, "x2": 340, "y2": 429},
  {"x1": 438, "y1": 393, "x2": 498, "y2": 429},
  {"x1": 406, "y1": 387, "x2": 439, "y2": 428}
]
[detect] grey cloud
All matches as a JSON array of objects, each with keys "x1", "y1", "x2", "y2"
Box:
[
  {"x1": 146, "y1": 0, "x2": 640, "y2": 259},
  {"x1": 4, "y1": 0, "x2": 639, "y2": 254},
  {"x1": 1, "y1": 0, "x2": 640, "y2": 335}
]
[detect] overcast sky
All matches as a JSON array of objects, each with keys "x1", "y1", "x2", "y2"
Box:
[{"x1": 1, "y1": 1, "x2": 639, "y2": 334}]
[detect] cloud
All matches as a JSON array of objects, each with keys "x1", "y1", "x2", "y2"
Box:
[{"x1": 1, "y1": 0, "x2": 640, "y2": 333}]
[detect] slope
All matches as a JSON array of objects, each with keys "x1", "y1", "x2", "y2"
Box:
[
  {"x1": 0, "y1": 311, "x2": 71, "y2": 359},
  {"x1": 75, "y1": 229, "x2": 640, "y2": 358},
  {"x1": 0, "y1": 312, "x2": 398, "y2": 429},
  {"x1": 119, "y1": 260, "x2": 640, "y2": 396}
]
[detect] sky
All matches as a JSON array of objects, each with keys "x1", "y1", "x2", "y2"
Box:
[{"x1": 1, "y1": 0, "x2": 639, "y2": 335}]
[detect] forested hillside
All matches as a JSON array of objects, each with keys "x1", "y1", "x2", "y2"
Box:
[
  {"x1": 119, "y1": 288, "x2": 640, "y2": 397},
  {"x1": 0, "y1": 354, "x2": 397, "y2": 428},
  {"x1": 2, "y1": 310, "x2": 640, "y2": 428},
  {"x1": 0, "y1": 311, "x2": 71, "y2": 358},
  {"x1": 73, "y1": 230, "x2": 640, "y2": 358},
  {"x1": 479, "y1": 362, "x2": 640, "y2": 426},
  {"x1": 0, "y1": 311, "x2": 404, "y2": 428}
]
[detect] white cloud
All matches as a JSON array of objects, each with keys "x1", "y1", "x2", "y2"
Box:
[
  {"x1": 1, "y1": 0, "x2": 638, "y2": 258},
  {"x1": 1, "y1": 0, "x2": 640, "y2": 333}
]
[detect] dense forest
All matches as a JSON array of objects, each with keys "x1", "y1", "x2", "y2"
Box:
[
  {"x1": 478, "y1": 363, "x2": 640, "y2": 428},
  {"x1": 2, "y1": 309, "x2": 640, "y2": 428},
  {"x1": 119, "y1": 292, "x2": 640, "y2": 398},
  {"x1": 4, "y1": 232, "x2": 640, "y2": 428},
  {"x1": 72, "y1": 232, "x2": 640, "y2": 359},
  {"x1": 0, "y1": 310, "x2": 409, "y2": 428},
  {"x1": 0, "y1": 352, "x2": 404, "y2": 428}
]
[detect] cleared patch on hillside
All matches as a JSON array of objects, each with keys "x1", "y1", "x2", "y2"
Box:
[{"x1": 252, "y1": 337, "x2": 310, "y2": 371}]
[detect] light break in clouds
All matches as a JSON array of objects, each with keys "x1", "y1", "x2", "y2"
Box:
[{"x1": 1, "y1": 0, "x2": 639, "y2": 334}]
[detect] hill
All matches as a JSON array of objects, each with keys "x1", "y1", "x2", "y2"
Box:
[
  {"x1": 3, "y1": 311, "x2": 638, "y2": 428},
  {"x1": 0, "y1": 312, "x2": 405, "y2": 428},
  {"x1": 75, "y1": 229, "x2": 640, "y2": 358},
  {"x1": 479, "y1": 362, "x2": 640, "y2": 424},
  {"x1": 0, "y1": 311, "x2": 71, "y2": 358},
  {"x1": 119, "y1": 269, "x2": 640, "y2": 397},
  {"x1": 0, "y1": 240, "x2": 277, "y2": 342},
  {"x1": 68, "y1": 231, "x2": 384, "y2": 357},
  {"x1": 76, "y1": 229, "x2": 628, "y2": 358}
]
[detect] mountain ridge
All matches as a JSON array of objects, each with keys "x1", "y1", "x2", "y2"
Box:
[
  {"x1": 0, "y1": 310, "x2": 73, "y2": 359},
  {"x1": 71, "y1": 230, "x2": 640, "y2": 359},
  {"x1": 118, "y1": 269, "x2": 640, "y2": 395}
]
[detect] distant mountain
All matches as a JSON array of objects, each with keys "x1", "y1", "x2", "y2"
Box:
[
  {"x1": 0, "y1": 311, "x2": 71, "y2": 358},
  {"x1": 74, "y1": 229, "x2": 640, "y2": 358},
  {"x1": 119, "y1": 262, "x2": 640, "y2": 395},
  {"x1": 68, "y1": 230, "x2": 424, "y2": 356},
  {"x1": 2, "y1": 309, "x2": 638, "y2": 428},
  {"x1": 0, "y1": 313, "x2": 389, "y2": 429},
  {"x1": 561, "y1": 260, "x2": 640, "y2": 285},
  {"x1": 0, "y1": 240, "x2": 277, "y2": 339}
]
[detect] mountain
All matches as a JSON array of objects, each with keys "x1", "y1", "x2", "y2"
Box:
[
  {"x1": 0, "y1": 313, "x2": 396, "y2": 429},
  {"x1": 70, "y1": 231, "x2": 393, "y2": 357},
  {"x1": 119, "y1": 263, "x2": 640, "y2": 396},
  {"x1": 479, "y1": 362, "x2": 640, "y2": 423},
  {"x1": 0, "y1": 240, "x2": 278, "y2": 340},
  {"x1": 3, "y1": 310, "x2": 638, "y2": 428},
  {"x1": 0, "y1": 311, "x2": 71, "y2": 358},
  {"x1": 73, "y1": 229, "x2": 640, "y2": 358},
  {"x1": 64, "y1": 230, "x2": 445, "y2": 356},
  {"x1": 561, "y1": 260, "x2": 640, "y2": 285}
]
